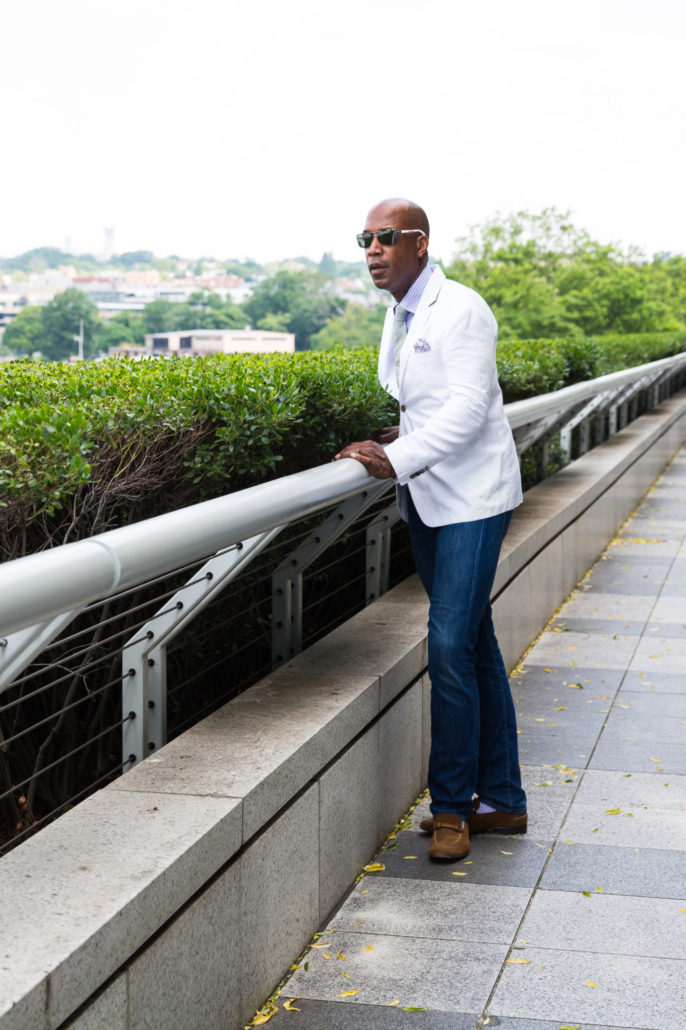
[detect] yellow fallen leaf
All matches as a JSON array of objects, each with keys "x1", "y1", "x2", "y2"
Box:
[
  {"x1": 323, "y1": 953, "x2": 331, "y2": 960},
  {"x1": 290, "y1": 964, "x2": 301, "y2": 971},
  {"x1": 604, "y1": 807, "x2": 621, "y2": 814},
  {"x1": 506, "y1": 957, "x2": 531, "y2": 964},
  {"x1": 586, "y1": 981, "x2": 598, "y2": 988},
  {"x1": 361, "y1": 889, "x2": 369, "y2": 894},
  {"x1": 545, "y1": 668, "x2": 552, "y2": 673},
  {"x1": 568, "y1": 683, "x2": 582, "y2": 689},
  {"x1": 403, "y1": 855, "x2": 418, "y2": 860},
  {"x1": 363, "y1": 863, "x2": 385, "y2": 872},
  {"x1": 649, "y1": 757, "x2": 661, "y2": 763},
  {"x1": 388, "y1": 999, "x2": 400, "y2": 1006},
  {"x1": 534, "y1": 718, "x2": 545, "y2": 722},
  {"x1": 559, "y1": 1025, "x2": 582, "y2": 1029},
  {"x1": 283, "y1": 999, "x2": 300, "y2": 1012},
  {"x1": 501, "y1": 850, "x2": 513, "y2": 855},
  {"x1": 555, "y1": 705, "x2": 567, "y2": 710},
  {"x1": 338, "y1": 989, "x2": 358, "y2": 997},
  {"x1": 251, "y1": 1003, "x2": 278, "y2": 1025},
  {"x1": 361, "y1": 945, "x2": 375, "y2": 951},
  {"x1": 343, "y1": 972, "x2": 351, "y2": 978},
  {"x1": 452, "y1": 871, "x2": 468, "y2": 876},
  {"x1": 680, "y1": 908, "x2": 686, "y2": 913},
  {"x1": 336, "y1": 951, "x2": 347, "y2": 960}
]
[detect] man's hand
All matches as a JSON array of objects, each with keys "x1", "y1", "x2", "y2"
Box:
[
  {"x1": 334, "y1": 440, "x2": 396, "y2": 480},
  {"x1": 370, "y1": 425, "x2": 399, "y2": 444}
]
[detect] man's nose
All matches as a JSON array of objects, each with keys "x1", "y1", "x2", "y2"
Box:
[{"x1": 367, "y1": 233, "x2": 383, "y2": 256}]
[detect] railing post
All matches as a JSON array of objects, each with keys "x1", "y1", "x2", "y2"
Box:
[
  {"x1": 271, "y1": 484, "x2": 391, "y2": 668},
  {"x1": 536, "y1": 438, "x2": 550, "y2": 480},
  {"x1": 121, "y1": 530, "x2": 283, "y2": 769},
  {"x1": 365, "y1": 502, "x2": 401, "y2": 604}
]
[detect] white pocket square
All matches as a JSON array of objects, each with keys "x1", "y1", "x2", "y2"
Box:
[{"x1": 414, "y1": 338, "x2": 431, "y2": 353}]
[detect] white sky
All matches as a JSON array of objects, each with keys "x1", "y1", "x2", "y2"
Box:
[{"x1": 2, "y1": 0, "x2": 685, "y2": 266}]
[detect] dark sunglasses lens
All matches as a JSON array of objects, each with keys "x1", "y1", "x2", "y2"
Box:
[
  {"x1": 357, "y1": 233, "x2": 372, "y2": 248},
  {"x1": 377, "y1": 229, "x2": 397, "y2": 245}
]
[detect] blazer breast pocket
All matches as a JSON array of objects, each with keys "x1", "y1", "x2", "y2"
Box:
[{"x1": 413, "y1": 338, "x2": 432, "y2": 353}]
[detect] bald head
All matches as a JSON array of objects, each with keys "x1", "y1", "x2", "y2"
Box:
[
  {"x1": 362, "y1": 198, "x2": 430, "y2": 300},
  {"x1": 366, "y1": 198, "x2": 430, "y2": 239}
]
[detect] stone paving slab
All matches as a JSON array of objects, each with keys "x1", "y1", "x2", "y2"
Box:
[
  {"x1": 282, "y1": 933, "x2": 508, "y2": 1012},
  {"x1": 490, "y1": 947, "x2": 686, "y2": 1029},
  {"x1": 589, "y1": 738, "x2": 686, "y2": 775},
  {"x1": 559, "y1": 800, "x2": 686, "y2": 849},
  {"x1": 378, "y1": 834, "x2": 550, "y2": 888},
  {"x1": 332, "y1": 878, "x2": 531, "y2": 945},
  {"x1": 267, "y1": 999, "x2": 478, "y2": 1028},
  {"x1": 518, "y1": 889, "x2": 686, "y2": 958},
  {"x1": 551, "y1": 617, "x2": 649, "y2": 636},
  {"x1": 523, "y1": 632, "x2": 640, "y2": 670},
  {"x1": 540, "y1": 841, "x2": 686, "y2": 899},
  {"x1": 267, "y1": 1001, "x2": 646, "y2": 1030},
  {"x1": 620, "y1": 670, "x2": 686, "y2": 693}
]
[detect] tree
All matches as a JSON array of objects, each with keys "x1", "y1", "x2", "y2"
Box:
[
  {"x1": 2, "y1": 306, "x2": 45, "y2": 355},
  {"x1": 142, "y1": 299, "x2": 179, "y2": 334},
  {"x1": 244, "y1": 270, "x2": 346, "y2": 349},
  {"x1": 99, "y1": 311, "x2": 146, "y2": 349},
  {"x1": 40, "y1": 289, "x2": 102, "y2": 360},
  {"x1": 445, "y1": 208, "x2": 686, "y2": 337},
  {"x1": 310, "y1": 304, "x2": 387, "y2": 350}
]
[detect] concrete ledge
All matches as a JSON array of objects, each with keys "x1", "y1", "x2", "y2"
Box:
[{"x1": 1, "y1": 391, "x2": 685, "y2": 1030}]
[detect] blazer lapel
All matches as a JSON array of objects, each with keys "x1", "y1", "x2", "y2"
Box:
[{"x1": 377, "y1": 306, "x2": 397, "y2": 397}]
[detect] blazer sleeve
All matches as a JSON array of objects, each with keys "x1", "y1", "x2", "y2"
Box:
[{"x1": 384, "y1": 295, "x2": 498, "y2": 485}]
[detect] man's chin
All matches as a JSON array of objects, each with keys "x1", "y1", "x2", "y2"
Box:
[{"x1": 369, "y1": 269, "x2": 390, "y2": 290}]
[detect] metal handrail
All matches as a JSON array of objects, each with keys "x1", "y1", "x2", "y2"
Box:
[
  {"x1": 505, "y1": 351, "x2": 686, "y2": 428},
  {"x1": 1, "y1": 350, "x2": 686, "y2": 643}
]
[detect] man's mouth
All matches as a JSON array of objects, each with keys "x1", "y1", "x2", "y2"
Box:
[{"x1": 368, "y1": 263, "x2": 387, "y2": 275}]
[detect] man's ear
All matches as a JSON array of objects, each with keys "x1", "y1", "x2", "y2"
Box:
[{"x1": 417, "y1": 234, "x2": 429, "y2": 260}]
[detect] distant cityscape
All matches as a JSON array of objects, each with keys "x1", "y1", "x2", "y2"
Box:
[{"x1": 0, "y1": 235, "x2": 378, "y2": 356}]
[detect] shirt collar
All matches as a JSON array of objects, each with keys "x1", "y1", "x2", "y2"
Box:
[{"x1": 395, "y1": 263, "x2": 435, "y2": 314}]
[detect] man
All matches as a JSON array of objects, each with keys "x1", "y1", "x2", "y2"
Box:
[{"x1": 334, "y1": 198, "x2": 527, "y2": 861}]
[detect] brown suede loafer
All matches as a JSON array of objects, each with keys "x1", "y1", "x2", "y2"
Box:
[
  {"x1": 421, "y1": 800, "x2": 527, "y2": 836},
  {"x1": 429, "y1": 813, "x2": 470, "y2": 860}
]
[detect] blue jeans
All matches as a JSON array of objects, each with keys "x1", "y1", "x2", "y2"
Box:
[{"x1": 407, "y1": 494, "x2": 527, "y2": 820}]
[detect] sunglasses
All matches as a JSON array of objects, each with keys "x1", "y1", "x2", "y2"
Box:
[{"x1": 356, "y1": 228, "x2": 426, "y2": 248}]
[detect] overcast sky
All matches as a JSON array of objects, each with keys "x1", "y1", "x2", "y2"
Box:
[{"x1": 2, "y1": 0, "x2": 685, "y2": 266}]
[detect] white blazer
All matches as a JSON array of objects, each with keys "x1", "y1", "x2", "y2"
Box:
[{"x1": 380, "y1": 266, "x2": 522, "y2": 527}]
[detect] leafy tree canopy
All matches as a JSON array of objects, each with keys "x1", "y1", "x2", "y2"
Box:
[
  {"x1": 244, "y1": 270, "x2": 346, "y2": 349},
  {"x1": 310, "y1": 304, "x2": 387, "y2": 350},
  {"x1": 445, "y1": 208, "x2": 686, "y2": 338}
]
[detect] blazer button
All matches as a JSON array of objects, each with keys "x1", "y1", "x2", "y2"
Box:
[{"x1": 400, "y1": 404, "x2": 407, "y2": 412}]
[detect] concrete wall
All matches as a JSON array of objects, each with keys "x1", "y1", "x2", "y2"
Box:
[{"x1": 1, "y1": 392, "x2": 685, "y2": 1030}]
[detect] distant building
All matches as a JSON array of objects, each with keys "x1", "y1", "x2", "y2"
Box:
[{"x1": 140, "y1": 329, "x2": 295, "y2": 357}]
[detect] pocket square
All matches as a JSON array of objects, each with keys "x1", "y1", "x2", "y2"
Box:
[{"x1": 414, "y1": 338, "x2": 431, "y2": 352}]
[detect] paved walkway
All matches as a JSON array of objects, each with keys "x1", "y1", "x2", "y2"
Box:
[{"x1": 259, "y1": 451, "x2": 686, "y2": 1030}]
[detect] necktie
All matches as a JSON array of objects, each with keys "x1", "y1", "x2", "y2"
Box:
[{"x1": 393, "y1": 305, "x2": 408, "y2": 383}]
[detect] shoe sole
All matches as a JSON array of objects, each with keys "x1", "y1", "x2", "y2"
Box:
[{"x1": 420, "y1": 818, "x2": 528, "y2": 835}]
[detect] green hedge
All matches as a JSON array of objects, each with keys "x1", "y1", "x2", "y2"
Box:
[
  {"x1": 2, "y1": 331, "x2": 685, "y2": 558},
  {"x1": 497, "y1": 330, "x2": 686, "y2": 401},
  {"x1": 0, "y1": 352, "x2": 396, "y2": 559}
]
